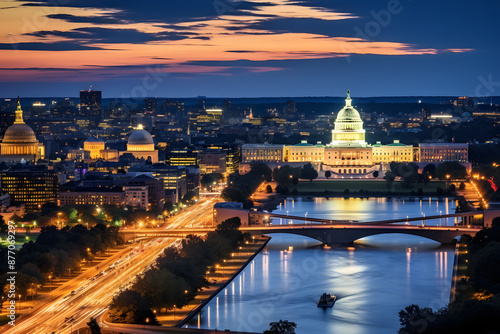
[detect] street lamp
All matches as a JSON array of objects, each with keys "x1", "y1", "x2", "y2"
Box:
[{"x1": 18, "y1": 294, "x2": 21, "y2": 311}]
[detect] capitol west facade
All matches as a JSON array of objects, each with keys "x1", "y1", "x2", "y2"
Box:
[{"x1": 241, "y1": 91, "x2": 416, "y2": 177}]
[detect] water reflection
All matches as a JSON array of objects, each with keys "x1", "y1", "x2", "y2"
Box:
[{"x1": 189, "y1": 198, "x2": 455, "y2": 333}]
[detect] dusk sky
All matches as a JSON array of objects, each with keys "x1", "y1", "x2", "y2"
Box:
[{"x1": 0, "y1": 0, "x2": 498, "y2": 97}]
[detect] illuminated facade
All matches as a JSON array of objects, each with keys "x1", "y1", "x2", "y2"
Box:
[
  {"x1": 285, "y1": 141, "x2": 324, "y2": 162},
  {"x1": 0, "y1": 98, "x2": 44, "y2": 160},
  {"x1": 84, "y1": 136, "x2": 105, "y2": 159},
  {"x1": 372, "y1": 140, "x2": 413, "y2": 163},
  {"x1": 0, "y1": 165, "x2": 58, "y2": 211},
  {"x1": 241, "y1": 144, "x2": 284, "y2": 163},
  {"x1": 419, "y1": 143, "x2": 469, "y2": 163},
  {"x1": 59, "y1": 190, "x2": 125, "y2": 207}
]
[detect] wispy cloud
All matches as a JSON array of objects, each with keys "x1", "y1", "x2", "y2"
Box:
[{"x1": 0, "y1": 0, "x2": 473, "y2": 83}]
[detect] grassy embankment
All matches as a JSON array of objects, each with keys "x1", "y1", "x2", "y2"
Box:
[{"x1": 288, "y1": 180, "x2": 448, "y2": 195}]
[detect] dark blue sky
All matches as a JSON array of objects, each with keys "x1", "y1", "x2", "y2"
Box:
[{"x1": 0, "y1": 0, "x2": 499, "y2": 97}]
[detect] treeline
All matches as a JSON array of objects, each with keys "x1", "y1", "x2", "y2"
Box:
[
  {"x1": 384, "y1": 161, "x2": 467, "y2": 188},
  {"x1": 0, "y1": 224, "x2": 123, "y2": 307},
  {"x1": 108, "y1": 217, "x2": 249, "y2": 325},
  {"x1": 274, "y1": 163, "x2": 318, "y2": 185},
  {"x1": 398, "y1": 217, "x2": 500, "y2": 334},
  {"x1": 222, "y1": 162, "x2": 272, "y2": 203}
]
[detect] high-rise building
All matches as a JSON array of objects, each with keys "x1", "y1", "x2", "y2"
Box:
[
  {"x1": 29, "y1": 102, "x2": 47, "y2": 117},
  {"x1": 285, "y1": 100, "x2": 297, "y2": 117},
  {"x1": 167, "y1": 149, "x2": 199, "y2": 166},
  {"x1": 198, "y1": 149, "x2": 227, "y2": 175},
  {"x1": 50, "y1": 98, "x2": 76, "y2": 117},
  {"x1": 80, "y1": 88, "x2": 102, "y2": 116},
  {"x1": 160, "y1": 100, "x2": 185, "y2": 118},
  {"x1": 0, "y1": 99, "x2": 16, "y2": 140},
  {"x1": 0, "y1": 165, "x2": 58, "y2": 211},
  {"x1": 145, "y1": 97, "x2": 157, "y2": 113}
]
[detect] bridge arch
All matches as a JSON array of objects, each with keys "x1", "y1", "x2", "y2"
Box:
[{"x1": 246, "y1": 227, "x2": 476, "y2": 246}]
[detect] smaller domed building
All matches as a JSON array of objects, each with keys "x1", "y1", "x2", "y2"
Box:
[
  {"x1": 120, "y1": 124, "x2": 158, "y2": 163},
  {"x1": 84, "y1": 136, "x2": 105, "y2": 159},
  {"x1": 0, "y1": 97, "x2": 44, "y2": 162}
]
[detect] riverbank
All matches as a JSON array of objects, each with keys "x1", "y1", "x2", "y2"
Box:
[
  {"x1": 154, "y1": 236, "x2": 271, "y2": 328},
  {"x1": 285, "y1": 179, "x2": 449, "y2": 195},
  {"x1": 450, "y1": 240, "x2": 471, "y2": 303}
]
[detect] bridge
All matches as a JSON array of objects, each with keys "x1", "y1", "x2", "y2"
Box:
[
  {"x1": 119, "y1": 210, "x2": 496, "y2": 245},
  {"x1": 121, "y1": 224, "x2": 482, "y2": 245}
]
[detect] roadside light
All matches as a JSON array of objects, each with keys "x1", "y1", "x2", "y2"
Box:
[{"x1": 184, "y1": 290, "x2": 188, "y2": 294}]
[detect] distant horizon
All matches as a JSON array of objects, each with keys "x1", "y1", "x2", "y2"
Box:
[{"x1": 3, "y1": 94, "x2": 499, "y2": 100}]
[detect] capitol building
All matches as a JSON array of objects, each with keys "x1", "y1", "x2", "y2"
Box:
[
  {"x1": 0, "y1": 98, "x2": 44, "y2": 162},
  {"x1": 241, "y1": 90, "x2": 414, "y2": 177}
]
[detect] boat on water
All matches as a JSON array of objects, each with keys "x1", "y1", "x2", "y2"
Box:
[{"x1": 317, "y1": 293, "x2": 336, "y2": 307}]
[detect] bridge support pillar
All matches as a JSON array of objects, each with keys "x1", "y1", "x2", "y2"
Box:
[{"x1": 325, "y1": 242, "x2": 354, "y2": 248}]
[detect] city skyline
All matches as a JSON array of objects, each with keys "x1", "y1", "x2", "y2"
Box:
[{"x1": 1, "y1": 0, "x2": 499, "y2": 97}]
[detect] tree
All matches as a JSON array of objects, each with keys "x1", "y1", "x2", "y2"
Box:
[
  {"x1": 87, "y1": 317, "x2": 102, "y2": 334},
  {"x1": 250, "y1": 162, "x2": 273, "y2": 182},
  {"x1": 182, "y1": 191, "x2": 196, "y2": 203},
  {"x1": 108, "y1": 290, "x2": 159, "y2": 325},
  {"x1": 372, "y1": 171, "x2": 379, "y2": 179},
  {"x1": 0, "y1": 215, "x2": 7, "y2": 233},
  {"x1": 264, "y1": 320, "x2": 297, "y2": 334},
  {"x1": 301, "y1": 163, "x2": 318, "y2": 182},
  {"x1": 422, "y1": 164, "x2": 436, "y2": 179},
  {"x1": 398, "y1": 305, "x2": 438, "y2": 334},
  {"x1": 435, "y1": 162, "x2": 468, "y2": 180},
  {"x1": 384, "y1": 171, "x2": 396, "y2": 190},
  {"x1": 201, "y1": 174, "x2": 215, "y2": 190},
  {"x1": 325, "y1": 170, "x2": 332, "y2": 179},
  {"x1": 274, "y1": 165, "x2": 301, "y2": 185}
]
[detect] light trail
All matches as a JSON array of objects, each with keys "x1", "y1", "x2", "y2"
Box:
[{"x1": 2, "y1": 197, "x2": 220, "y2": 334}]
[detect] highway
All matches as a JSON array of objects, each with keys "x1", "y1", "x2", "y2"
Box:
[{"x1": 2, "y1": 197, "x2": 219, "y2": 334}]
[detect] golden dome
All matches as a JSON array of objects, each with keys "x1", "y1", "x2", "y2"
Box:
[
  {"x1": 1, "y1": 98, "x2": 39, "y2": 156},
  {"x1": 2, "y1": 124, "x2": 38, "y2": 144}
]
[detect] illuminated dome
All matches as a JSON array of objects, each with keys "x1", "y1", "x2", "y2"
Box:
[
  {"x1": 1, "y1": 98, "x2": 39, "y2": 156},
  {"x1": 329, "y1": 90, "x2": 367, "y2": 147},
  {"x1": 127, "y1": 124, "x2": 154, "y2": 152}
]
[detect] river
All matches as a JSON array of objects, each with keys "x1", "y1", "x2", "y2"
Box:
[{"x1": 187, "y1": 197, "x2": 456, "y2": 333}]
